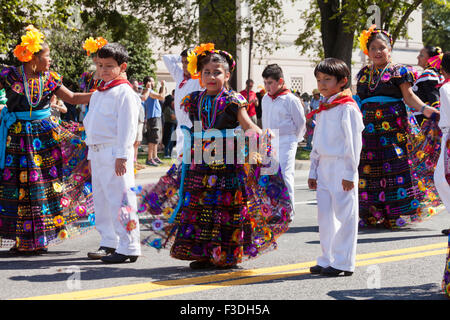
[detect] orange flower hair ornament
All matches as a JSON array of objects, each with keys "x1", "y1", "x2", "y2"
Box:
[
  {"x1": 83, "y1": 37, "x2": 108, "y2": 56},
  {"x1": 358, "y1": 25, "x2": 393, "y2": 56},
  {"x1": 187, "y1": 43, "x2": 236, "y2": 80},
  {"x1": 13, "y1": 25, "x2": 45, "y2": 63}
]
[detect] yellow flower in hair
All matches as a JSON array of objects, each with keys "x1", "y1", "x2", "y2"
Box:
[
  {"x1": 83, "y1": 37, "x2": 99, "y2": 56},
  {"x1": 187, "y1": 50, "x2": 200, "y2": 79},
  {"x1": 21, "y1": 28, "x2": 44, "y2": 53},
  {"x1": 358, "y1": 24, "x2": 376, "y2": 56}
]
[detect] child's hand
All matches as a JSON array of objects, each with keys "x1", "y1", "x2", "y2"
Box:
[
  {"x1": 87, "y1": 160, "x2": 91, "y2": 175},
  {"x1": 308, "y1": 178, "x2": 317, "y2": 190},
  {"x1": 115, "y1": 158, "x2": 127, "y2": 176},
  {"x1": 342, "y1": 179, "x2": 354, "y2": 191}
]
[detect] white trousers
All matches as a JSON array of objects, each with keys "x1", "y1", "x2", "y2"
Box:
[
  {"x1": 434, "y1": 142, "x2": 450, "y2": 212},
  {"x1": 315, "y1": 157, "x2": 358, "y2": 272},
  {"x1": 274, "y1": 135, "x2": 298, "y2": 218},
  {"x1": 90, "y1": 145, "x2": 141, "y2": 256}
]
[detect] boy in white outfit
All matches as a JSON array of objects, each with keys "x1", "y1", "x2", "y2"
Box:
[
  {"x1": 261, "y1": 64, "x2": 306, "y2": 218},
  {"x1": 433, "y1": 52, "x2": 450, "y2": 235},
  {"x1": 84, "y1": 43, "x2": 142, "y2": 263},
  {"x1": 163, "y1": 49, "x2": 203, "y2": 160},
  {"x1": 308, "y1": 58, "x2": 364, "y2": 277}
]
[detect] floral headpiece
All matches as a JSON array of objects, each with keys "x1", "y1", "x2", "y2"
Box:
[
  {"x1": 358, "y1": 24, "x2": 393, "y2": 56},
  {"x1": 13, "y1": 25, "x2": 45, "y2": 63},
  {"x1": 83, "y1": 37, "x2": 108, "y2": 56},
  {"x1": 427, "y1": 47, "x2": 443, "y2": 70},
  {"x1": 187, "y1": 43, "x2": 236, "y2": 79}
]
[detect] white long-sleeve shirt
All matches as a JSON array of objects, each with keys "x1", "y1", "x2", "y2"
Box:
[
  {"x1": 261, "y1": 92, "x2": 306, "y2": 140},
  {"x1": 163, "y1": 54, "x2": 203, "y2": 128},
  {"x1": 308, "y1": 92, "x2": 365, "y2": 182},
  {"x1": 439, "y1": 82, "x2": 450, "y2": 130},
  {"x1": 83, "y1": 83, "x2": 141, "y2": 160}
]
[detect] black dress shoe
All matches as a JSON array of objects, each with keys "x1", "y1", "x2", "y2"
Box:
[
  {"x1": 101, "y1": 252, "x2": 138, "y2": 264},
  {"x1": 442, "y1": 229, "x2": 450, "y2": 236},
  {"x1": 309, "y1": 265, "x2": 324, "y2": 274},
  {"x1": 87, "y1": 246, "x2": 116, "y2": 260},
  {"x1": 320, "y1": 266, "x2": 353, "y2": 277},
  {"x1": 189, "y1": 260, "x2": 215, "y2": 270}
]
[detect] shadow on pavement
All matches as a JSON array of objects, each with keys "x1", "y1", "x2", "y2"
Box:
[{"x1": 327, "y1": 282, "x2": 446, "y2": 300}]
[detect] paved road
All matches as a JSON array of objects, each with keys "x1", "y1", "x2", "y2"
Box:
[{"x1": 1, "y1": 165, "x2": 449, "y2": 304}]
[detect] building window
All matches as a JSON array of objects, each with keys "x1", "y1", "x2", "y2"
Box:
[{"x1": 290, "y1": 76, "x2": 303, "y2": 92}]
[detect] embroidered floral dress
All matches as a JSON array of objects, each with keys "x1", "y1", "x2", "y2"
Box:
[
  {"x1": 356, "y1": 63, "x2": 441, "y2": 229},
  {"x1": 137, "y1": 89, "x2": 293, "y2": 267},
  {"x1": 0, "y1": 66, "x2": 94, "y2": 251}
]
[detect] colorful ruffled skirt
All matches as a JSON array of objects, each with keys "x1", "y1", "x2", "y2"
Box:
[
  {"x1": 358, "y1": 98, "x2": 442, "y2": 229},
  {"x1": 442, "y1": 235, "x2": 450, "y2": 298},
  {"x1": 137, "y1": 133, "x2": 292, "y2": 267},
  {"x1": 0, "y1": 116, "x2": 94, "y2": 251}
]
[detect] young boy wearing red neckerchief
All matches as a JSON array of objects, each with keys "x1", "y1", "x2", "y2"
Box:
[
  {"x1": 83, "y1": 43, "x2": 142, "y2": 264},
  {"x1": 261, "y1": 64, "x2": 306, "y2": 221},
  {"x1": 307, "y1": 58, "x2": 364, "y2": 277}
]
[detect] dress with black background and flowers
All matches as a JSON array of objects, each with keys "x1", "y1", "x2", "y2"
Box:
[
  {"x1": 0, "y1": 66, "x2": 94, "y2": 251},
  {"x1": 357, "y1": 63, "x2": 441, "y2": 229},
  {"x1": 136, "y1": 89, "x2": 293, "y2": 267}
]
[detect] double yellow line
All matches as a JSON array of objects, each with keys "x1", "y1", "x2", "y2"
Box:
[{"x1": 18, "y1": 241, "x2": 448, "y2": 300}]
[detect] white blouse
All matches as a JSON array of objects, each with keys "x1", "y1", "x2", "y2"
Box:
[{"x1": 308, "y1": 93, "x2": 365, "y2": 182}]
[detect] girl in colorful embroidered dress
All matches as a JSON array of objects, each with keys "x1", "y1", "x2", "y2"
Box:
[
  {"x1": 413, "y1": 46, "x2": 444, "y2": 126},
  {"x1": 0, "y1": 26, "x2": 94, "y2": 253},
  {"x1": 356, "y1": 27, "x2": 441, "y2": 229},
  {"x1": 137, "y1": 44, "x2": 293, "y2": 269}
]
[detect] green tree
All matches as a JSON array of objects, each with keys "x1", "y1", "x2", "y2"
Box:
[
  {"x1": 295, "y1": 0, "x2": 443, "y2": 75},
  {"x1": 422, "y1": 0, "x2": 450, "y2": 51}
]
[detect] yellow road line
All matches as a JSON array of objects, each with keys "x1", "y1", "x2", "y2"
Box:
[
  {"x1": 112, "y1": 248, "x2": 447, "y2": 300},
  {"x1": 18, "y1": 241, "x2": 448, "y2": 300}
]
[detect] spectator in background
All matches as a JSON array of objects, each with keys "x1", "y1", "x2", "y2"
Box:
[
  {"x1": 240, "y1": 79, "x2": 258, "y2": 124},
  {"x1": 131, "y1": 79, "x2": 146, "y2": 169},
  {"x1": 142, "y1": 76, "x2": 165, "y2": 166},
  {"x1": 162, "y1": 89, "x2": 177, "y2": 158},
  {"x1": 255, "y1": 85, "x2": 265, "y2": 128}
]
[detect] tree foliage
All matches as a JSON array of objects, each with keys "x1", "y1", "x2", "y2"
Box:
[{"x1": 422, "y1": 0, "x2": 450, "y2": 51}]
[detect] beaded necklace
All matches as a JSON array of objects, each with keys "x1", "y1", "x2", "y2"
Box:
[
  {"x1": 20, "y1": 65, "x2": 44, "y2": 115},
  {"x1": 197, "y1": 88, "x2": 226, "y2": 130},
  {"x1": 368, "y1": 62, "x2": 391, "y2": 92}
]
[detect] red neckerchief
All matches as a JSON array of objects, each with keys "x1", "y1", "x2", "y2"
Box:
[
  {"x1": 97, "y1": 79, "x2": 132, "y2": 92},
  {"x1": 306, "y1": 89, "x2": 359, "y2": 119},
  {"x1": 268, "y1": 86, "x2": 290, "y2": 100},
  {"x1": 179, "y1": 75, "x2": 191, "y2": 89},
  {"x1": 437, "y1": 78, "x2": 450, "y2": 89}
]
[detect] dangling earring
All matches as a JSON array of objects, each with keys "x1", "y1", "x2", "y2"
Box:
[{"x1": 32, "y1": 64, "x2": 37, "y2": 73}]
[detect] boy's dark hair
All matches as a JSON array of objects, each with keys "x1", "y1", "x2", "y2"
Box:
[
  {"x1": 97, "y1": 42, "x2": 129, "y2": 65},
  {"x1": 143, "y1": 76, "x2": 153, "y2": 86},
  {"x1": 180, "y1": 48, "x2": 193, "y2": 57},
  {"x1": 314, "y1": 58, "x2": 350, "y2": 89},
  {"x1": 262, "y1": 64, "x2": 284, "y2": 81},
  {"x1": 441, "y1": 52, "x2": 450, "y2": 74}
]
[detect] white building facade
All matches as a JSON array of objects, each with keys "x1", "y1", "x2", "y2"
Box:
[{"x1": 154, "y1": 1, "x2": 424, "y2": 96}]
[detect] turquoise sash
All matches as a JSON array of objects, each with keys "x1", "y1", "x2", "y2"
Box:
[
  {"x1": 356, "y1": 95, "x2": 403, "y2": 108},
  {"x1": 0, "y1": 107, "x2": 51, "y2": 169}
]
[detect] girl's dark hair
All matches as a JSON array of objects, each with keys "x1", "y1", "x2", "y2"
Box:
[
  {"x1": 314, "y1": 57, "x2": 350, "y2": 89},
  {"x1": 441, "y1": 52, "x2": 450, "y2": 74},
  {"x1": 197, "y1": 52, "x2": 231, "y2": 73},
  {"x1": 97, "y1": 42, "x2": 129, "y2": 65},
  {"x1": 367, "y1": 32, "x2": 392, "y2": 50},
  {"x1": 262, "y1": 64, "x2": 284, "y2": 81},
  {"x1": 424, "y1": 45, "x2": 442, "y2": 58}
]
